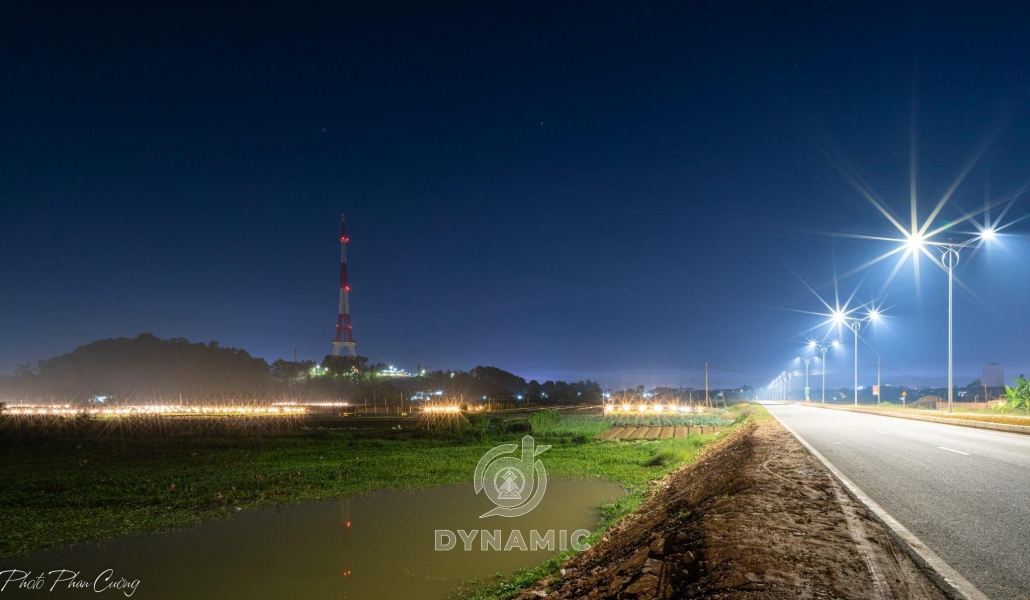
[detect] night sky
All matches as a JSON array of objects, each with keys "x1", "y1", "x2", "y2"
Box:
[{"x1": 3, "y1": 2, "x2": 1029, "y2": 390}]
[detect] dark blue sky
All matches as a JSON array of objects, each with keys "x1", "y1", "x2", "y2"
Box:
[{"x1": 3, "y1": 1, "x2": 1029, "y2": 390}]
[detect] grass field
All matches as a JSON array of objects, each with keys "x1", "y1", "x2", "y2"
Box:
[
  {"x1": 603, "y1": 412, "x2": 733, "y2": 427},
  {"x1": 0, "y1": 406, "x2": 761, "y2": 598}
]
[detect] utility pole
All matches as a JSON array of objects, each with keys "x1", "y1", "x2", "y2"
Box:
[{"x1": 705, "y1": 363, "x2": 709, "y2": 407}]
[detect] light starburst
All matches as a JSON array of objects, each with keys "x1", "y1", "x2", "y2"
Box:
[{"x1": 823, "y1": 122, "x2": 1025, "y2": 299}]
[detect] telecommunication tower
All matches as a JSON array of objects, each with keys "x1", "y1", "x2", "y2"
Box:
[{"x1": 332, "y1": 214, "x2": 357, "y2": 357}]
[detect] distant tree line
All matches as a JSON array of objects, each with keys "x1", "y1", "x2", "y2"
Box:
[{"x1": 0, "y1": 334, "x2": 603, "y2": 405}]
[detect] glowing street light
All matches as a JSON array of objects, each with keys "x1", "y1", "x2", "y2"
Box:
[
  {"x1": 904, "y1": 232, "x2": 927, "y2": 253},
  {"x1": 828, "y1": 164, "x2": 1014, "y2": 412},
  {"x1": 823, "y1": 133, "x2": 1021, "y2": 410}
]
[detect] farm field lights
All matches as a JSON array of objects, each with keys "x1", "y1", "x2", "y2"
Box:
[
  {"x1": 605, "y1": 404, "x2": 694, "y2": 414},
  {"x1": 2, "y1": 404, "x2": 307, "y2": 416}
]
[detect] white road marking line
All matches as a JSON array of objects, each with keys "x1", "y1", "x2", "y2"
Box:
[
  {"x1": 937, "y1": 446, "x2": 970, "y2": 456},
  {"x1": 874, "y1": 430, "x2": 890, "y2": 435},
  {"x1": 832, "y1": 441, "x2": 843, "y2": 444}
]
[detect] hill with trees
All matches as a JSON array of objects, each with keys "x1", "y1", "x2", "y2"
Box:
[
  {"x1": 0, "y1": 334, "x2": 603, "y2": 406},
  {"x1": 2, "y1": 334, "x2": 275, "y2": 402}
]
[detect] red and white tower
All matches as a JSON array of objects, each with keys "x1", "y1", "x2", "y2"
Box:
[{"x1": 332, "y1": 214, "x2": 357, "y2": 357}]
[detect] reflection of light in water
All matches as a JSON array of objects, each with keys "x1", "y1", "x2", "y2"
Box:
[
  {"x1": 337, "y1": 494, "x2": 471, "y2": 592},
  {"x1": 340, "y1": 498, "x2": 352, "y2": 597}
]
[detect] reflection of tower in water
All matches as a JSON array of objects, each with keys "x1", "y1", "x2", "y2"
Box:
[{"x1": 340, "y1": 498, "x2": 352, "y2": 597}]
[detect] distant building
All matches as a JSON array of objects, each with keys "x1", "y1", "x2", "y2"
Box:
[
  {"x1": 378, "y1": 365, "x2": 410, "y2": 378},
  {"x1": 411, "y1": 391, "x2": 444, "y2": 402},
  {"x1": 984, "y1": 363, "x2": 1005, "y2": 388}
]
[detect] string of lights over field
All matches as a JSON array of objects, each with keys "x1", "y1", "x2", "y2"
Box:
[
  {"x1": 0, "y1": 399, "x2": 723, "y2": 418},
  {"x1": 604, "y1": 403, "x2": 700, "y2": 414},
  {"x1": 0, "y1": 404, "x2": 309, "y2": 416}
]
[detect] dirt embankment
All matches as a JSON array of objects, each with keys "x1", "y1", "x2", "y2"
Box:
[{"x1": 515, "y1": 420, "x2": 947, "y2": 599}]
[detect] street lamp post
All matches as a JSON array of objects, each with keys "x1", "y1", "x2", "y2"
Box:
[
  {"x1": 809, "y1": 341, "x2": 837, "y2": 403},
  {"x1": 851, "y1": 321, "x2": 861, "y2": 406},
  {"x1": 904, "y1": 229, "x2": 994, "y2": 414},
  {"x1": 820, "y1": 347, "x2": 827, "y2": 402},
  {"x1": 833, "y1": 311, "x2": 879, "y2": 406},
  {"x1": 943, "y1": 246, "x2": 959, "y2": 413}
]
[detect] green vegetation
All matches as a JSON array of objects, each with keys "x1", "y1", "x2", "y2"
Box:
[
  {"x1": 604, "y1": 412, "x2": 732, "y2": 427},
  {"x1": 0, "y1": 409, "x2": 743, "y2": 559},
  {"x1": 454, "y1": 439, "x2": 710, "y2": 600},
  {"x1": 462, "y1": 403, "x2": 764, "y2": 600},
  {"x1": 0, "y1": 405, "x2": 764, "y2": 600},
  {"x1": 526, "y1": 411, "x2": 608, "y2": 439},
  {"x1": 642, "y1": 436, "x2": 709, "y2": 467},
  {"x1": 1003, "y1": 376, "x2": 1030, "y2": 411}
]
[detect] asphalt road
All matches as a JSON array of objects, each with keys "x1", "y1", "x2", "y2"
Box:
[{"x1": 765, "y1": 402, "x2": 1030, "y2": 600}]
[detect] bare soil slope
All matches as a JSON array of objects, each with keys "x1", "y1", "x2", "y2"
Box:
[{"x1": 515, "y1": 420, "x2": 947, "y2": 599}]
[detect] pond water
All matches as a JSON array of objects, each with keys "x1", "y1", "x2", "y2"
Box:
[{"x1": 0, "y1": 479, "x2": 623, "y2": 599}]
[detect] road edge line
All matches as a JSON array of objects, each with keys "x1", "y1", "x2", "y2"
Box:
[{"x1": 767, "y1": 407, "x2": 989, "y2": 600}]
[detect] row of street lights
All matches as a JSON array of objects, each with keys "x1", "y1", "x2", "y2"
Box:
[
  {"x1": 785, "y1": 227, "x2": 996, "y2": 411},
  {"x1": 769, "y1": 340, "x2": 844, "y2": 403}
]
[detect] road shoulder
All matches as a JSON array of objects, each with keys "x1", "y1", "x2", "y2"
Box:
[
  {"x1": 768, "y1": 405, "x2": 989, "y2": 600},
  {"x1": 513, "y1": 419, "x2": 946, "y2": 599}
]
